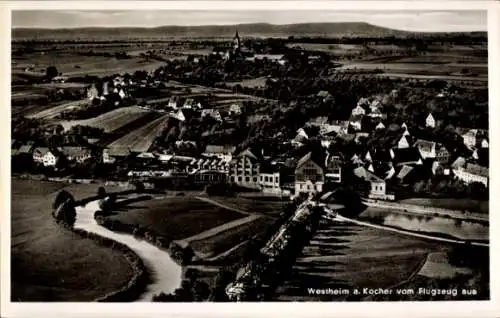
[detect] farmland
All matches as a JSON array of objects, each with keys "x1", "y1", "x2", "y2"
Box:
[
  {"x1": 274, "y1": 219, "x2": 448, "y2": 301},
  {"x1": 58, "y1": 106, "x2": 152, "y2": 132},
  {"x1": 26, "y1": 99, "x2": 90, "y2": 120},
  {"x1": 107, "y1": 114, "x2": 171, "y2": 154},
  {"x1": 12, "y1": 53, "x2": 166, "y2": 77},
  {"x1": 11, "y1": 179, "x2": 135, "y2": 301}
]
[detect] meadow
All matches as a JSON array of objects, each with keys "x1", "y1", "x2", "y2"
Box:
[
  {"x1": 10, "y1": 179, "x2": 135, "y2": 301},
  {"x1": 274, "y1": 219, "x2": 447, "y2": 301}
]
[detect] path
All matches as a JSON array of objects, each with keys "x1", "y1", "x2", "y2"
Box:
[{"x1": 195, "y1": 196, "x2": 268, "y2": 217}]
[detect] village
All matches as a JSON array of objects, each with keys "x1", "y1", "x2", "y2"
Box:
[{"x1": 10, "y1": 22, "x2": 490, "y2": 304}]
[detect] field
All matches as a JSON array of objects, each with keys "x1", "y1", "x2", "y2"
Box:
[
  {"x1": 225, "y1": 77, "x2": 268, "y2": 89},
  {"x1": 274, "y1": 219, "x2": 448, "y2": 301},
  {"x1": 206, "y1": 196, "x2": 287, "y2": 217},
  {"x1": 399, "y1": 198, "x2": 489, "y2": 214},
  {"x1": 12, "y1": 53, "x2": 166, "y2": 77},
  {"x1": 58, "y1": 106, "x2": 152, "y2": 132},
  {"x1": 11, "y1": 179, "x2": 135, "y2": 301},
  {"x1": 107, "y1": 114, "x2": 170, "y2": 154},
  {"x1": 106, "y1": 196, "x2": 247, "y2": 241},
  {"x1": 26, "y1": 99, "x2": 90, "y2": 120}
]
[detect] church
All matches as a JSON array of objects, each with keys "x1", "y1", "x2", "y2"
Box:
[{"x1": 213, "y1": 31, "x2": 252, "y2": 61}]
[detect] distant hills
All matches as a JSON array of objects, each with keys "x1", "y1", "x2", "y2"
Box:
[{"x1": 12, "y1": 22, "x2": 486, "y2": 41}]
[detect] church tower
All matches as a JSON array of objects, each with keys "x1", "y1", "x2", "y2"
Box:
[{"x1": 233, "y1": 31, "x2": 241, "y2": 51}]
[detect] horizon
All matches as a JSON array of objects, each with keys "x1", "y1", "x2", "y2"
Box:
[{"x1": 12, "y1": 10, "x2": 487, "y2": 33}]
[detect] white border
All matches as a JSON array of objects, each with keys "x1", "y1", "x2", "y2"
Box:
[{"x1": 2, "y1": 2, "x2": 500, "y2": 318}]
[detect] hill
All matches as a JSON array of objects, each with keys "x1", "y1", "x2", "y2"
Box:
[{"x1": 13, "y1": 22, "x2": 437, "y2": 41}]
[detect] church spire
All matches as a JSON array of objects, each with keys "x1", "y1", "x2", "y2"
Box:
[{"x1": 233, "y1": 30, "x2": 241, "y2": 51}]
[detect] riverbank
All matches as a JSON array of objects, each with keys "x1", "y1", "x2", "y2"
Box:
[
  {"x1": 74, "y1": 200, "x2": 183, "y2": 301},
  {"x1": 362, "y1": 199, "x2": 488, "y2": 223},
  {"x1": 11, "y1": 179, "x2": 137, "y2": 301}
]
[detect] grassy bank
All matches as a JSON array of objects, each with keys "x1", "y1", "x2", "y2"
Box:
[{"x1": 11, "y1": 179, "x2": 136, "y2": 301}]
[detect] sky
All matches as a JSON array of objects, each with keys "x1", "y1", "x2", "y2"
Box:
[{"x1": 12, "y1": 10, "x2": 487, "y2": 32}]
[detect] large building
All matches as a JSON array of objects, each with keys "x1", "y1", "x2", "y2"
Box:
[
  {"x1": 230, "y1": 147, "x2": 263, "y2": 190},
  {"x1": 294, "y1": 152, "x2": 326, "y2": 196}
]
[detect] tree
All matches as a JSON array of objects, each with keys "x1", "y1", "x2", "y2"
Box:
[
  {"x1": 46, "y1": 66, "x2": 59, "y2": 80},
  {"x1": 97, "y1": 186, "x2": 106, "y2": 198},
  {"x1": 53, "y1": 190, "x2": 75, "y2": 210}
]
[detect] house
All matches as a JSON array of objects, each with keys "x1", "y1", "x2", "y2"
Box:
[
  {"x1": 294, "y1": 128, "x2": 309, "y2": 144},
  {"x1": 168, "y1": 96, "x2": 179, "y2": 109},
  {"x1": 452, "y1": 163, "x2": 488, "y2": 186},
  {"x1": 32, "y1": 147, "x2": 59, "y2": 167},
  {"x1": 390, "y1": 148, "x2": 423, "y2": 166},
  {"x1": 353, "y1": 166, "x2": 395, "y2": 200},
  {"x1": 170, "y1": 109, "x2": 186, "y2": 122},
  {"x1": 426, "y1": 113, "x2": 436, "y2": 128},
  {"x1": 326, "y1": 120, "x2": 350, "y2": 135},
  {"x1": 370, "y1": 99, "x2": 382, "y2": 112},
  {"x1": 307, "y1": 116, "x2": 329, "y2": 128},
  {"x1": 230, "y1": 147, "x2": 263, "y2": 190},
  {"x1": 367, "y1": 108, "x2": 383, "y2": 119},
  {"x1": 87, "y1": 84, "x2": 99, "y2": 100},
  {"x1": 102, "y1": 148, "x2": 116, "y2": 164},
  {"x1": 349, "y1": 117, "x2": 362, "y2": 131},
  {"x1": 396, "y1": 135, "x2": 410, "y2": 149},
  {"x1": 118, "y1": 88, "x2": 126, "y2": 99},
  {"x1": 414, "y1": 139, "x2": 436, "y2": 159},
  {"x1": 229, "y1": 104, "x2": 242, "y2": 116},
  {"x1": 481, "y1": 138, "x2": 489, "y2": 148},
  {"x1": 192, "y1": 170, "x2": 227, "y2": 186},
  {"x1": 103, "y1": 82, "x2": 109, "y2": 95},
  {"x1": 201, "y1": 109, "x2": 222, "y2": 121},
  {"x1": 294, "y1": 151, "x2": 326, "y2": 195},
  {"x1": 436, "y1": 145, "x2": 451, "y2": 164},
  {"x1": 459, "y1": 129, "x2": 488, "y2": 149},
  {"x1": 183, "y1": 98, "x2": 195, "y2": 109},
  {"x1": 375, "y1": 122, "x2": 386, "y2": 130},
  {"x1": 17, "y1": 142, "x2": 35, "y2": 157},
  {"x1": 59, "y1": 146, "x2": 92, "y2": 164},
  {"x1": 203, "y1": 145, "x2": 236, "y2": 162},
  {"x1": 259, "y1": 164, "x2": 282, "y2": 195},
  {"x1": 325, "y1": 154, "x2": 342, "y2": 183},
  {"x1": 351, "y1": 105, "x2": 366, "y2": 117}
]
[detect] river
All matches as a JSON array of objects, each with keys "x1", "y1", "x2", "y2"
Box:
[
  {"x1": 358, "y1": 208, "x2": 489, "y2": 242},
  {"x1": 73, "y1": 200, "x2": 182, "y2": 302}
]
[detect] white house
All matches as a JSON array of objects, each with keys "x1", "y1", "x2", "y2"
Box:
[
  {"x1": 353, "y1": 166, "x2": 394, "y2": 200},
  {"x1": 397, "y1": 135, "x2": 410, "y2": 149},
  {"x1": 452, "y1": 163, "x2": 488, "y2": 186},
  {"x1": 168, "y1": 96, "x2": 179, "y2": 109},
  {"x1": 102, "y1": 148, "x2": 116, "y2": 164},
  {"x1": 59, "y1": 147, "x2": 92, "y2": 164},
  {"x1": 350, "y1": 119, "x2": 362, "y2": 131},
  {"x1": 368, "y1": 108, "x2": 383, "y2": 119},
  {"x1": 375, "y1": 122, "x2": 386, "y2": 130},
  {"x1": 481, "y1": 138, "x2": 489, "y2": 148},
  {"x1": 426, "y1": 113, "x2": 436, "y2": 128},
  {"x1": 351, "y1": 105, "x2": 366, "y2": 117},
  {"x1": 414, "y1": 139, "x2": 436, "y2": 159},
  {"x1": 229, "y1": 104, "x2": 242, "y2": 116},
  {"x1": 103, "y1": 82, "x2": 109, "y2": 96},
  {"x1": 259, "y1": 170, "x2": 282, "y2": 195},
  {"x1": 183, "y1": 98, "x2": 194, "y2": 109},
  {"x1": 203, "y1": 145, "x2": 236, "y2": 162},
  {"x1": 118, "y1": 88, "x2": 126, "y2": 99},
  {"x1": 87, "y1": 84, "x2": 99, "y2": 100},
  {"x1": 201, "y1": 109, "x2": 222, "y2": 121},
  {"x1": 294, "y1": 152, "x2": 326, "y2": 195},
  {"x1": 32, "y1": 147, "x2": 59, "y2": 167},
  {"x1": 170, "y1": 109, "x2": 186, "y2": 122}
]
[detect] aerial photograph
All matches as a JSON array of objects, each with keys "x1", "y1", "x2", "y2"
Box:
[{"x1": 9, "y1": 9, "x2": 489, "y2": 302}]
